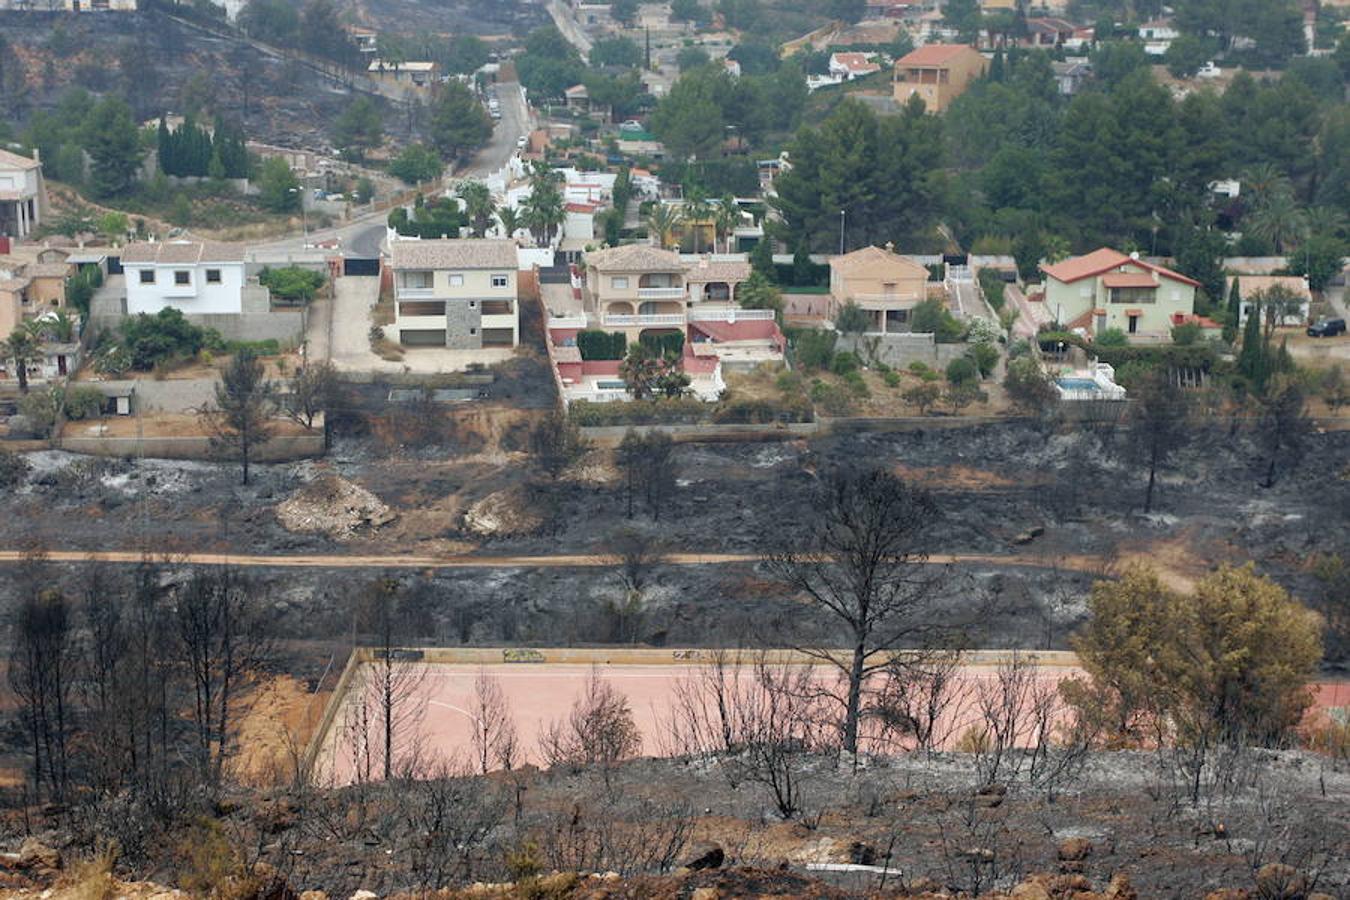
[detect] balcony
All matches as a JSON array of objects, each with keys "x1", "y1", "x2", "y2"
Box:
[
  {"x1": 603, "y1": 313, "x2": 686, "y2": 327},
  {"x1": 395, "y1": 286, "x2": 437, "y2": 299},
  {"x1": 547, "y1": 314, "x2": 588, "y2": 329},
  {"x1": 637, "y1": 286, "x2": 686, "y2": 300},
  {"x1": 688, "y1": 307, "x2": 775, "y2": 323}
]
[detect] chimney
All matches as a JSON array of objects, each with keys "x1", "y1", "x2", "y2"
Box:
[
  {"x1": 1129, "y1": 250, "x2": 1140, "y2": 259},
  {"x1": 884, "y1": 241, "x2": 895, "y2": 253},
  {"x1": 31, "y1": 148, "x2": 40, "y2": 164}
]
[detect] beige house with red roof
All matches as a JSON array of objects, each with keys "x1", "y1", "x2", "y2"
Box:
[
  {"x1": 0, "y1": 148, "x2": 46, "y2": 241},
  {"x1": 893, "y1": 44, "x2": 988, "y2": 112},
  {"x1": 1041, "y1": 248, "x2": 1199, "y2": 342},
  {"x1": 829, "y1": 244, "x2": 934, "y2": 333}
]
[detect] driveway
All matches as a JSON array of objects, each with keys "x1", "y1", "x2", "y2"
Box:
[{"x1": 318, "y1": 275, "x2": 516, "y2": 374}]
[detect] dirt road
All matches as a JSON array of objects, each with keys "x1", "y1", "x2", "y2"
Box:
[{"x1": 0, "y1": 548, "x2": 1114, "y2": 574}]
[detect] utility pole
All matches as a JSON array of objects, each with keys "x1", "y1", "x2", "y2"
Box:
[{"x1": 839, "y1": 209, "x2": 846, "y2": 255}]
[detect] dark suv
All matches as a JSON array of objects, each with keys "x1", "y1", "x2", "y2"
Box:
[{"x1": 1307, "y1": 318, "x2": 1346, "y2": 337}]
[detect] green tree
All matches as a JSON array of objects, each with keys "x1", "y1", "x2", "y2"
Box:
[
  {"x1": 1063, "y1": 565, "x2": 1322, "y2": 771},
  {"x1": 444, "y1": 35, "x2": 490, "y2": 75},
  {"x1": 523, "y1": 165, "x2": 565, "y2": 246},
  {"x1": 645, "y1": 203, "x2": 683, "y2": 249},
  {"x1": 591, "y1": 36, "x2": 644, "y2": 69},
  {"x1": 516, "y1": 27, "x2": 586, "y2": 98},
  {"x1": 457, "y1": 181, "x2": 497, "y2": 238},
  {"x1": 388, "y1": 144, "x2": 443, "y2": 184},
  {"x1": 203, "y1": 348, "x2": 276, "y2": 486},
  {"x1": 428, "y1": 81, "x2": 493, "y2": 162},
  {"x1": 82, "y1": 97, "x2": 141, "y2": 198},
  {"x1": 1003, "y1": 357, "x2": 1056, "y2": 415},
  {"x1": 736, "y1": 271, "x2": 783, "y2": 320},
  {"x1": 331, "y1": 96, "x2": 383, "y2": 162},
  {"x1": 257, "y1": 157, "x2": 300, "y2": 213}
]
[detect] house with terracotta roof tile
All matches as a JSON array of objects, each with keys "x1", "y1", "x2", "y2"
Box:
[
  {"x1": 829, "y1": 52, "x2": 882, "y2": 81},
  {"x1": 388, "y1": 238, "x2": 519, "y2": 349},
  {"x1": 0, "y1": 148, "x2": 46, "y2": 241},
  {"x1": 1225, "y1": 275, "x2": 1311, "y2": 329},
  {"x1": 892, "y1": 44, "x2": 988, "y2": 112},
  {"x1": 829, "y1": 243, "x2": 935, "y2": 333},
  {"x1": 1040, "y1": 248, "x2": 1199, "y2": 342}
]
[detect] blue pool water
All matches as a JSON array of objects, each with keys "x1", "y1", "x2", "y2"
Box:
[{"x1": 1057, "y1": 378, "x2": 1100, "y2": 391}]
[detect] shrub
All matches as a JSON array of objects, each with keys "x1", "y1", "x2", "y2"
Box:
[
  {"x1": 1170, "y1": 322, "x2": 1201, "y2": 345},
  {"x1": 908, "y1": 360, "x2": 941, "y2": 382},
  {"x1": 19, "y1": 390, "x2": 62, "y2": 438},
  {"x1": 792, "y1": 328, "x2": 837, "y2": 370},
  {"x1": 567, "y1": 397, "x2": 706, "y2": 426},
  {"x1": 977, "y1": 268, "x2": 1006, "y2": 311},
  {"x1": 968, "y1": 342, "x2": 1000, "y2": 378},
  {"x1": 1007, "y1": 338, "x2": 1032, "y2": 360},
  {"x1": 911, "y1": 297, "x2": 963, "y2": 343},
  {"x1": 63, "y1": 385, "x2": 106, "y2": 420},
  {"x1": 965, "y1": 316, "x2": 1002, "y2": 345},
  {"x1": 944, "y1": 382, "x2": 987, "y2": 413},
  {"x1": 1003, "y1": 357, "x2": 1057, "y2": 415},
  {"x1": 830, "y1": 351, "x2": 861, "y2": 376},
  {"x1": 712, "y1": 396, "x2": 813, "y2": 423},
  {"x1": 1096, "y1": 328, "x2": 1128, "y2": 347},
  {"x1": 882, "y1": 370, "x2": 901, "y2": 388},
  {"x1": 0, "y1": 449, "x2": 29, "y2": 488},
  {"x1": 809, "y1": 378, "x2": 853, "y2": 415},
  {"x1": 842, "y1": 369, "x2": 869, "y2": 398},
  {"x1": 834, "y1": 301, "x2": 871, "y2": 334},
  {"x1": 259, "y1": 266, "x2": 326, "y2": 303},
  {"x1": 119, "y1": 308, "x2": 207, "y2": 370},
  {"x1": 775, "y1": 370, "x2": 804, "y2": 394},
  {"x1": 93, "y1": 344, "x2": 132, "y2": 377},
  {"x1": 945, "y1": 356, "x2": 978, "y2": 385},
  {"x1": 901, "y1": 381, "x2": 942, "y2": 414}
]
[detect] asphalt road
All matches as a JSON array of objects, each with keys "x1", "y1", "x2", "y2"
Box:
[{"x1": 254, "y1": 79, "x2": 533, "y2": 259}]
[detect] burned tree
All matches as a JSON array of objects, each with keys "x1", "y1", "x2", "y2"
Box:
[
  {"x1": 529, "y1": 409, "x2": 589, "y2": 477},
  {"x1": 1127, "y1": 370, "x2": 1191, "y2": 513},
  {"x1": 605, "y1": 526, "x2": 665, "y2": 643},
  {"x1": 9, "y1": 586, "x2": 75, "y2": 801},
  {"x1": 469, "y1": 669, "x2": 517, "y2": 774},
  {"x1": 174, "y1": 566, "x2": 274, "y2": 788},
  {"x1": 762, "y1": 467, "x2": 948, "y2": 756},
  {"x1": 540, "y1": 666, "x2": 641, "y2": 782},
  {"x1": 615, "y1": 429, "x2": 676, "y2": 520},
  {"x1": 1253, "y1": 375, "x2": 1313, "y2": 488}
]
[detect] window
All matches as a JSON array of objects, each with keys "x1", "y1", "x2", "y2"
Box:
[
  {"x1": 400, "y1": 270, "x2": 432, "y2": 290},
  {"x1": 469, "y1": 300, "x2": 477, "y2": 308},
  {"x1": 469, "y1": 327, "x2": 477, "y2": 335},
  {"x1": 174, "y1": 270, "x2": 190, "y2": 286},
  {"x1": 448, "y1": 274, "x2": 465, "y2": 286},
  {"x1": 139, "y1": 269, "x2": 155, "y2": 284},
  {"x1": 205, "y1": 269, "x2": 222, "y2": 284},
  {"x1": 491, "y1": 274, "x2": 509, "y2": 288},
  {"x1": 1109, "y1": 287, "x2": 1156, "y2": 305},
  {"x1": 612, "y1": 276, "x2": 629, "y2": 289}
]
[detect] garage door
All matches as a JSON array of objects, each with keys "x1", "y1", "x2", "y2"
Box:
[{"x1": 399, "y1": 329, "x2": 446, "y2": 347}]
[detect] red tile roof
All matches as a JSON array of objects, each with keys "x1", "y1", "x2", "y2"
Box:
[
  {"x1": 897, "y1": 44, "x2": 980, "y2": 67},
  {"x1": 1041, "y1": 248, "x2": 1200, "y2": 287},
  {"x1": 691, "y1": 318, "x2": 786, "y2": 352},
  {"x1": 1101, "y1": 271, "x2": 1157, "y2": 289}
]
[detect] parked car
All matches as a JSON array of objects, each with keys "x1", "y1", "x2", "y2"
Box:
[{"x1": 1307, "y1": 318, "x2": 1347, "y2": 337}]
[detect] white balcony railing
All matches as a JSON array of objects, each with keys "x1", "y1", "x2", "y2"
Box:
[
  {"x1": 688, "y1": 307, "x2": 775, "y2": 323},
  {"x1": 547, "y1": 314, "x2": 589, "y2": 329},
  {"x1": 850, "y1": 293, "x2": 922, "y2": 304},
  {"x1": 395, "y1": 286, "x2": 437, "y2": 299},
  {"x1": 637, "y1": 286, "x2": 686, "y2": 300},
  {"x1": 603, "y1": 313, "x2": 686, "y2": 327}
]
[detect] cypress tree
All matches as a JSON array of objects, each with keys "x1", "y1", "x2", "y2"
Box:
[
  {"x1": 1226, "y1": 276, "x2": 1241, "y2": 325},
  {"x1": 157, "y1": 117, "x2": 172, "y2": 175},
  {"x1": 1237, "y1": 299, "x2": 1266, "y2": 389}
]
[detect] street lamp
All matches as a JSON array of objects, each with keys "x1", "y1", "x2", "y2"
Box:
[
  {"x1": 839, "y1": 209, "x2": 846, "y2": 255},
  {"x1": 288, "y1": 186, "x2": 308, "y2": 248}
]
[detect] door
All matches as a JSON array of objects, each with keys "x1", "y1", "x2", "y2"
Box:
[
  {"x1": 57, "y1": 355, "x2": 67, "y2": 376},
  {"x1": 1127, "y1": 315, "x2": 1139, "y2": 334}
]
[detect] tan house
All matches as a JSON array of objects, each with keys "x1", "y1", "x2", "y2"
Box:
[
  {"x1": 388, "y1": 238, "x2": 519, "y2": 349},
  {"x1": 0, "y1": 148, "x2": 46, "y2": 240},
  {"x1": 893, "y1": 44, "x2": 988, "y2": 113},
  {"x1": 1041, "y1": 248, "x2": 1199, "y2": 342},
  {"x1": 367, "y1": 60, "x2": 440, "y2": 91},
  {"x1": 0, "y1": 250, "x2": 72, "y2": 342},
  {"x1": 1225, "y1": 275, "x2": 1312, "y2": 328},
  {"x1": 829, "y1": 244, "x2": 933, "y2": 333}
]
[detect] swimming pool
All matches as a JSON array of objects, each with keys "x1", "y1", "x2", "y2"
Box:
[{"x1": 1056, "y1": 377, "x2": 1101, "y2": 391}]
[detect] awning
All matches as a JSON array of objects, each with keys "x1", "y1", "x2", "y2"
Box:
[{"x1": 1125, "y1": 308, "x2": 1144, "y2": 316}]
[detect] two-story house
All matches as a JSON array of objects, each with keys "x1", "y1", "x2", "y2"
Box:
[
  {"x1": 122, "y1": 240, "x2": 248, "y2": 316},
  {"x1": 1041, "y1": 248, "x2": 1199, "y2": 341},
  {"x1": 892, "y1": 44, "x2": 988, "y2": 113},
  {"x1": 389, "y1": 238, "x2": 519, "y2": 349},
  {"x1": 583, "y1": 244, "x2": 688, "y2": 339},
  {"x1": 829, "y1": 244, "x2": 933, "y2": 334},
  {"x1": 0, "y1": 148, "x2": 46, "y2": 240}
]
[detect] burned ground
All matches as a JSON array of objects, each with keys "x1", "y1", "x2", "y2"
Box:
[{"x1": 2, "y1": 416, "x2": 1346, "y2": 659}]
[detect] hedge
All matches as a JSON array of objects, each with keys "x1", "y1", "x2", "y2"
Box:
[
  {"x1": 568, "y1": 395, "x2": 814, "y2": 427},
  {"x1": 577, "y1": 330, "x2": 627, "y2": 361},
  {"x1": 1037, "y1": 331, "x2": 1220, "y2": 371},
  {"x1": 639, "y1": 330, "x2": 685, "y2": 357}
]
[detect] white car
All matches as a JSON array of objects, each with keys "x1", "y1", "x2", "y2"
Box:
[{"x1": 516, "y1": 136, "x2": 528, "y2": 149}]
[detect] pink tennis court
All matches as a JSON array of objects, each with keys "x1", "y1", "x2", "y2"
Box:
[{"x1": 311, "y1": 657, "x2": 1350, "y2": 786}]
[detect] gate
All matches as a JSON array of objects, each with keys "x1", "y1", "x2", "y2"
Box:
[{"x1": 343, "y1": 257, "x2": 380, "y2": 277}]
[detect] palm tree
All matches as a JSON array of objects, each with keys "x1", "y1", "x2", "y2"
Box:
[
  {"x1": 682, "y1": 188, "x2": 712, "y2": 253},
  {"x1": 714, "y1": 195, "x2": 741, "y2": 253},
  {"x1": 1304, "y1": 205, "x2": 1347, "y2": 241},
  {"x1": 523, "y1": 180, "x2": 564, "y2": 247},
  {"x1": 1240, "y1": 163, "x2": 1288, "y2": 204},
  {"x1": 1249, "y1": 190, "x2": 1307, "y2": 254},
  {"x1": 6, "y1": 326, "x2": 44, "y2": 394},
  {"x1": 496, "y1": 206, "x2": 523, "y2": 240},
  {"x1": 36, "y1": 311, "x2": 75, "y2": 343},
  {"x1": 457, "y1": 181, "x2": 496, "y2": 238},
  {"x1": 645, "y1": 204, "x2": 683, "y2": 250}
]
